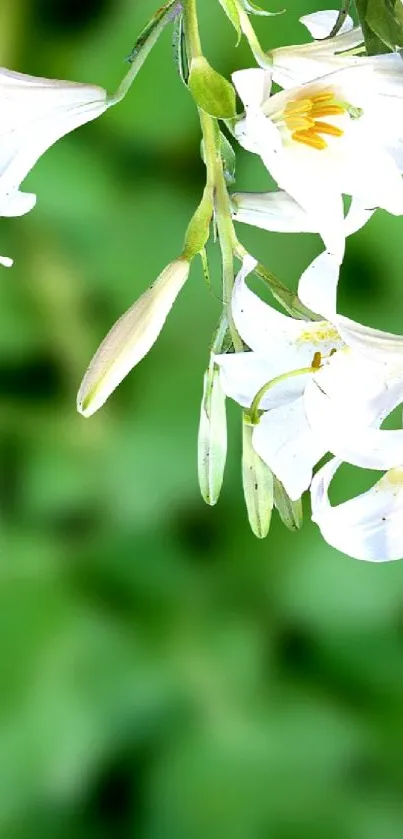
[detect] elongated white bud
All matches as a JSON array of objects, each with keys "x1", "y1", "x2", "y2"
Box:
[
  {"x1": 198, "y1": 363, "x2": 227, "y2": 505},
  {"x1": 77, "y1": 257, "x2": 190, "y2": 417},
  {"x1": 242, "y1": 416, "x2": 273, "y2": 538}
]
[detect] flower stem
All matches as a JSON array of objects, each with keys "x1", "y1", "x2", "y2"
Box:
[
  {"x1": 184, "y1": 0, "x2": 243, "y2": 350},
  {"x1": 249, "y1": 366, "x2": 316, "y2": 425},
  {"x1": 110, "y1": 0, "x2": 182, "y2": 105}
]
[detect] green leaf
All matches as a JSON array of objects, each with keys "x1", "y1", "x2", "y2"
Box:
[
  {"x1": 217, "y1": 0, "x2": 242, "y2": 40},
  {"x1": 367, "y1": 0, "x2": 403, "y2": 48},
  {"x1": 172, "y1": 12, "x2": 189, "y2": 84},
  {"x1": 127, "y1": 0, "x2": 179, "y2": 62},
  {"x1": 355, "y1": 0, "x2": 403, "y2": 53},
  {"x1": 326, "y1": 2, "x2": 353, "y2": 38},
  {"x1": 188, "y1": 56, "x2": 237, "y2": 118},
  {"x1": 273, "y1": 478, "x2": 303, "y2": 531},
  {"x1": 241, "y1": 0, "x2": 284, "y2": 17}
]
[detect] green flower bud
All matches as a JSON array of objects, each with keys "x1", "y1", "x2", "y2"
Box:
[
  {"x1": 242, "y1": 416, "x2": 273, "y2": 538},
  {"x1": 198, "y1": 363, "x2": 227, "y2": 505}
]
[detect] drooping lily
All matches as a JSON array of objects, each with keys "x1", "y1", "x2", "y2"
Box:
[{"x1": 215, "y1": 252, "x2": 403, "y2": 502}]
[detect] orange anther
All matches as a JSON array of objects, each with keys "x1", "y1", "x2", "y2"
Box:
[
  {"x1": 291, "y1": 130, "x2": 327, "y2": 150},
  {"x1": 311, "y1": 104, "x2": 345, "y2": 118},
  {"x1": 284, "y1": 98, "x2": 313, "y2": 115},
  {"x1": 311, "y1": 92, "x2": 334, "y2": 104},
  {"x1": 313, "y1": 120, "x2": 344, "y2": 138}
]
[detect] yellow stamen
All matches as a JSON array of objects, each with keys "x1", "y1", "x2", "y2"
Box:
[
  {"x1": 284, "y1": 98, "x2": 313, "y2": 115},
  {"x1": 285, "y1": 116, "x2": 315, "y2": 132},
  {"x1": 276, "y1": 90, "x2": 349, "y2": 151},
  {"x1": 312, "y1": 120, "x2": 344, "y2": 138},
  {"x1": 311, "y1": 104, "x2": 346, "y2": 118},
  {"x1": 311, "y1": 92, "x2": 334, "y2": 104},
  {"x1": 291, "y1": 130, "x2": 327, "y2": 150}
]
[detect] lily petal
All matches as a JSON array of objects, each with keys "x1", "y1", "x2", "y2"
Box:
[
  {"x1": 231, "y1": 190, "x2": 321, "y2": 233},
  {"x1": 300, "y1": 10, "x2": 354, "y2": 39},
  {"x1": 252, "y1": 395, "x2": 326, "y2": 500},
  {"x1": 311, "y1": 458, "x2": 403, "y2": 561},
  {"x1": 0, "y1": 254, "x2": 13, "y2": 267},
  {"x1": 215, "y1": 351, "x2": 308, "y2": 410},
  {"x1": 298, "y1": 250, "x2": 339, "y2": 320},
  {"x1": 0, "y1": 68, "x2": 108, "y2": 210},
  {"x1": 305, "y1": 370, "x2": 403, "y2": 471},
  {"x1": 2, "y1": 190, "x2": 36, "y2": 217},
  {"x1": 231, "y1": 256, "x2": 343, "y2": 359},
  {"x1": 337, "y1": 314, "x2": 403, "y2": 376}
]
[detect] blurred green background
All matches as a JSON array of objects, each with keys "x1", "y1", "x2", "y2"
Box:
[{"x1": 3, "y1": 1, "x2": 403, "y2": 837}]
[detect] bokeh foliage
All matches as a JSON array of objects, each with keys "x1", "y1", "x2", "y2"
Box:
[{"x1": 2, "y1": 1, "x2": 403, "y2": 836}]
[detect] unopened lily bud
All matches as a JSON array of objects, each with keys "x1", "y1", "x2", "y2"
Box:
[
  {"x1": 273, "y1": 477, "x2": 303, "y2": 532},
  {"x1": 77, "y1": 258, "x2": 190, "y2": 417},
  {"x1": 242, "y1": 416, "x2": 273, "y2": 539},
  {"x1": 198, "y1": 363, "x2": 227, "y2": 506}
]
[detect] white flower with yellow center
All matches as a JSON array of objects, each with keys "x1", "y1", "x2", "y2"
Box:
[
  {"x1": 215, "y1": 253, "x2": 402, "y2": 502},
  {"x1": 233, "y1": 64, "x2": 403, "y2": 260},
  {"x1": 0, "y1": 67, "x2": 109, "y2": 264}
]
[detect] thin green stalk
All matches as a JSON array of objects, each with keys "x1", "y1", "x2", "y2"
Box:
[
  {"x1": 110, "y1": 0, "x2": 181, "y2": 104},
  {"x1": 184, "y1": 0, "x2": 242, "y2": 350}
]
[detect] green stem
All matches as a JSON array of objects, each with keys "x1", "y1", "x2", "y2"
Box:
[
  {"x1": 110, "y1": 0, "x2": 181, "y2": 105},
  {"x1": 184, "y1": 0, "x2": 242, "y2": 351},
  {"x1": 249, "y1": 366, "x2": 316, "y2": 425}
]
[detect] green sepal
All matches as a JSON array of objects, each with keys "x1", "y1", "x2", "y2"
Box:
[
  {"x1": 183, "y1": 185, "x2": 214, "y2": 259},
  {"x1": 356, "y1": 0, "x2": 403, "y2": 53},
  {"x1": 217, "y1": 0, "x2": 242, "y2": 41},
  {"x1": 188, "y1": 56, "x2": 237, "y2": 118},
  {"x1": 273, "y1": 478, "x2": 303, "y2": 532}
]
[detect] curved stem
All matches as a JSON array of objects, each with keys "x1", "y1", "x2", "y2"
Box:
[{"x1": 249, "y1": 366, "x2": 316, "y2": 425}]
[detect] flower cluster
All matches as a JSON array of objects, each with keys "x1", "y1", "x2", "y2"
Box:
[
  {"x1": 5, "y1": 2, "x2": 403, "y2": 563},
  {"x1": 75, "y1": 6, "x2": 403, "y2": 562}
]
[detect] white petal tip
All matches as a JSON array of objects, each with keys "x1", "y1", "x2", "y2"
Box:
[{"x1": 0, "y1": 256, "x2": 13, "y2": 268}]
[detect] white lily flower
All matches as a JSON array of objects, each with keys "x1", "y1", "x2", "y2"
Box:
[
  {"x1": 311, "y1": 458, "x2": 403, "y2": 562},
  {"x1": 232, "y1": 63, "x2": 403, "y2": 260},
  {"x1": 270, "y1": 10, "x2": 364, "y2": 89},
  {"x1": 215, "y1": 253, "x2": 401, "y2": 501},
  {"x1": 0, "y1": 67, "x2": 108, "y2": 214},
  {"x1": 77, "y1": 258, "x2": 190, "y2": 417}
]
